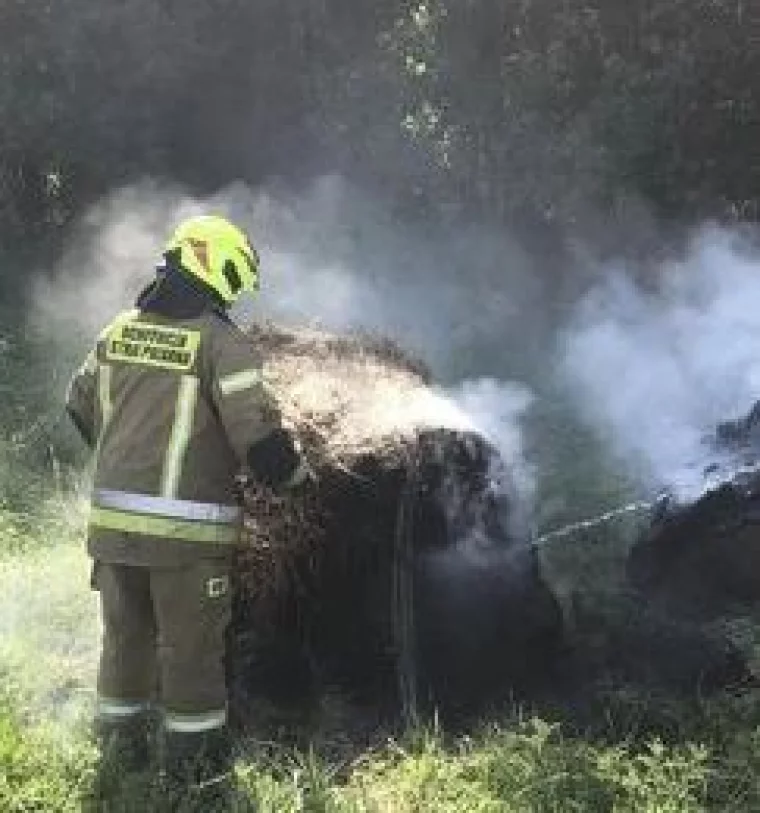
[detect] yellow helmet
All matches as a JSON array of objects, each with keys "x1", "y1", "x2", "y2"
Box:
[{"x1": 165, "y1": 215, "x2": 260, "y2": 305}]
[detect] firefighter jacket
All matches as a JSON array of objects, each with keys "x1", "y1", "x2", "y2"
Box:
[{"x1": 66, "y1": 268, "x2": 308, "y2": 566}]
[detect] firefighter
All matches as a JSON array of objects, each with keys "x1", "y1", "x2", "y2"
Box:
[{"x1": 66, "y1": 215, "x2": 309, "y2": 802}]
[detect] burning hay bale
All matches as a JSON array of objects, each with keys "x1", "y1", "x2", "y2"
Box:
[
  {"x1": 227, "y1": 323, "x2": 563, "y2": 729},
  {"x1": 234, "y1": 324, "x2": 433, "y2": 604}
]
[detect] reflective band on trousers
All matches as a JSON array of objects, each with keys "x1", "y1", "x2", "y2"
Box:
[
  {"x1": 161, "y1": 375, "x2": 199, "y2": 498},
  {"x1": 219, "y1": 368, "x2": 261, "y2": 397},
  {"x1": 92, "y1": 489, "x2": 242, "y2": 525},
  {"x1": 96, "y1": 696, "x2": 150, "y2": 720},
  {"x1": 90, "y1": 507, "x2": 240, "y2": 544},
  {"x1": 164, "y1": 708, "x2": 227, "y2": 733}
]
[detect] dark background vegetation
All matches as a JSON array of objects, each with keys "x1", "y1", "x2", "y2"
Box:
[
  {"x1": 0, "y1": 0, "x2": 757, "y2": 292},
  {"x1": 1, "y1": 0, "x2": 756, "y2": 517}
]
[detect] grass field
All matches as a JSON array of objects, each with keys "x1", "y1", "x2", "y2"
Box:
[{"x1": 1, "y1": 496, "x2": 759, "y2": 812}]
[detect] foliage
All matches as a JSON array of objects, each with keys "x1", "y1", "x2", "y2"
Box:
[
  {"x1": 0, "y1": 0, "x2": 757, "y2": 281},
  {"x1": 0, "y1": 692, "x2": 758, "y2": 811},
  {"x1": 0, "y1": 331, "x2": 86, "y2": 513},
  {"x1": 394, "y1": 1, "x2": 758, "y2": 233},
  {"x1": 0, "y1": 712, "x2": 96, "y2": 813}
]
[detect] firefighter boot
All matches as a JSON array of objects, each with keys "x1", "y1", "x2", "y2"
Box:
[
  {"x1": 162, "y1": 727, "x2": 238, "y2": 810},
  {"x1": 93, "y1": 713, "x2": 153, "y2": 800}
]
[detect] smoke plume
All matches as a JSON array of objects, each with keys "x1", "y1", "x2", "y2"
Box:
[
  {"x1": 32, "y1": 177, "x2": 542, "y2": 506},
  {"x1": 0, "y1": 504, "x2": 98, "y2": 729},
  {"x1": 558, "y1": 227, "x2": 760, "y2": 501},
  {"x1": 32, "y1": 179, "x2": 760, "y2": 515},
  {"x1": 33, "y1": 177, "x2": 545, "y2": 371}
]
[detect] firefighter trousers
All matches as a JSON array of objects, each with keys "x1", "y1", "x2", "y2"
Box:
[{"x1": 92, "y1": 558, "x2": 232, "y2": 736}]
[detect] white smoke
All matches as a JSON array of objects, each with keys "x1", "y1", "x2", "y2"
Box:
[
  {"x1": 558, "y1": 226, "x2": 760, "y2": 501},
  {"x1": 33, "y1": 176, "x2": 540, "y2": 503},
  {"x1": 447, "y1": 377, "x2": 535, "y2": 506},
  {"x1": 34, "y1": 178, "x2": 544, "y2": 373},
  {"x1": 32, "y1": 183, "x2": 204, "y2": 338},
  {"x1": 0, "y1": 502, "x2": 98, "y2": 730}
]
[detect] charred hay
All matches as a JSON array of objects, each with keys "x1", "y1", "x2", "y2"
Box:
[
  {"x1": 617, "y1": 402, "x2": 760, "y2": 694},
  {"x1": 629, "y1": 484, "x2": 760, "y2": 618},
  {"x1": 227, "y1": 324, "x2": 562, "y2": 730},
  {"x1": 629, "y1": 402, "x2": 760, "y2": 617},
  {"x1": 235, "y1": 323, "x2": 437, "y2": 605}
]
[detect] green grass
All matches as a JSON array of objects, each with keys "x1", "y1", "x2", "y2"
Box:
[
  {"x1": 0, "y1": 500, "x2": 759, "y2": 812},
  {"x1": 1, "y1": 697, "x2": 757, "y2": 812}
]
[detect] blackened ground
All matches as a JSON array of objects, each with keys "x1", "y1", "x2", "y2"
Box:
[{"x1": 226, "y1": 429, "x2": 564, "y2": 736}]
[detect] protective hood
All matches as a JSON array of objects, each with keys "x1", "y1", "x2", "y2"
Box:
[{"x1": 136, "y1": 264, "x2": 230, "y2": 321}]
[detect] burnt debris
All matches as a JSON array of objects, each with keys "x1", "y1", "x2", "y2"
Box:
[
  {"x1": 613, "y1": 401, "x2": 760, "y2": 699},
  {"x1": 629, "y1": 400, "x2": 760, "y2": 616}
]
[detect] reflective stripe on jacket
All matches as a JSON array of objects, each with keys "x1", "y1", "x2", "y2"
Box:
[{"x1": 66, "y1": 306, "x2": 292, "y2": 565}]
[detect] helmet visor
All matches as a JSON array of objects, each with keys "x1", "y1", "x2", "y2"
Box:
[{"x1": 240, "y1": 246, "x2": 260, "y2": 292}]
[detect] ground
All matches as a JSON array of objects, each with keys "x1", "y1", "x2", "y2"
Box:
[{"x1": 1, "y1": 497, "x2": 760, "y2": 811}]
